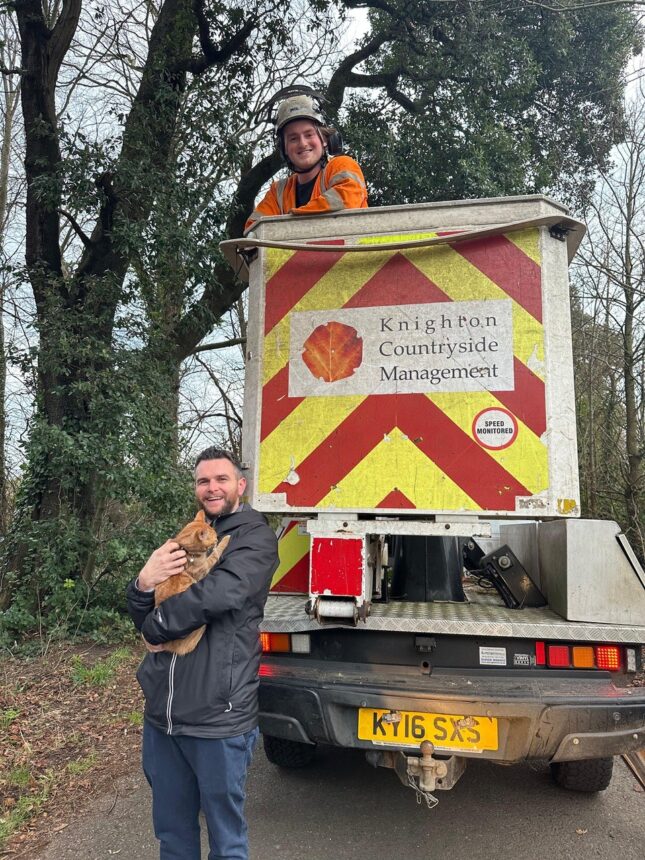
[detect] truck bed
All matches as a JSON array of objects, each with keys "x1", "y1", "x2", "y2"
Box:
[{"x1": 262, "y1": 587, "x2": 645, "y2": 643}]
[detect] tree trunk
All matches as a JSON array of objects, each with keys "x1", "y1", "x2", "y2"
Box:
[
  {"x1": 11, "y1": 0, "x2": 196, "y2": 587},
  {"x1": 622, "y1": 221, "x2": 644, "y2": 559},
  {"x1": 0, "y1": 61, "x2": 20, "y2": 537}
]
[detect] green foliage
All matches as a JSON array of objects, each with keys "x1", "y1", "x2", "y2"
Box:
[
  {"x1": 343, "y1": 1, "x2": 641, "y2": 208},
  {"x1": 69, "y1": 648, "x2": 132, "y2": 687},
  {"x1": 572, "y1": 298, "x2": 626, "y2": 517},
  {"x1": 66, "y1": 753, "x2": 98, "y2": 775},
  {"x1": 6, "y1": 767, "x2": 31, "y2": 788},
  {"x1": 0, "y1": 324, "x2": 196, "y2": 641},
  {"x1": 124, "y1": 710, "x2": 144, "y2": 727},
  {"x1": 0, "y1": 9, "x2": 268, "y2": 645},
  {"x1": 0, "y1": 770, "x2": 53, "y2": 846},
  {"x1": 0, "y1": 708, "x2": 20, "y2": 729},
  {"x1": 572, "y1": 300, "x2": 645, "y2": 557}
]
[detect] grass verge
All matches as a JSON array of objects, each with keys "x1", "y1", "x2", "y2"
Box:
[{"x1": 0, "y1": 641, "x2": 144, "y2": 858}]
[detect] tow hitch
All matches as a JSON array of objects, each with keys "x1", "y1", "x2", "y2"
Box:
[{"x1": 366, "y1": 740, "x2": 467, "y2": 808}]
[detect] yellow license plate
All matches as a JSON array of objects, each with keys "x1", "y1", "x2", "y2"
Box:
[{"x1": 357, "y1": 708, "x2": 499, "y2": 752}]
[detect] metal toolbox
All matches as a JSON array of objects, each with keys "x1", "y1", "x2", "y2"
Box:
[{"x1": 538, "y1": 519, "x2": 645, "y2": 625}]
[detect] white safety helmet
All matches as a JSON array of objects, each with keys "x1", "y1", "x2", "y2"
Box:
[
  {"x1": 274, "y1": 94, "x2": 325, "y2": 135},
  {"x1": 269, "y1": 88, "x2": 343, "y2": 170}
]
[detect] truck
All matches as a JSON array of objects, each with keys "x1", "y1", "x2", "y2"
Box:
[{"x1": 221, "y1": 196, "x2": 645, "y2": 804}]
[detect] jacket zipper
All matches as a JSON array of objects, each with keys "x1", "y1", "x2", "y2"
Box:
[{"x1": 166, "y1": 653, "x2": 177, "y2": 734}]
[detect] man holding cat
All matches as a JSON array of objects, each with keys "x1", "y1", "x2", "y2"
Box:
[{"x1": 127, "y1": 447, "x2": 279, "y2": 860}]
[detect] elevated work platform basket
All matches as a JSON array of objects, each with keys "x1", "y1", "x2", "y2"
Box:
[{"x1": 223, "y1": 196, "x2": 585, "y2": 518}]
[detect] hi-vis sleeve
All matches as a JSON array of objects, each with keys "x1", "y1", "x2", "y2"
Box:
[
  {"x1": 245, "y1": 183, "x2": 285, "y2": 231},
  {"x1": 290, "y1": 156, "x2": 368, "y2": 217},
  {"x1": 244, "y1": 156, "x2": 368, "y2": 233}
]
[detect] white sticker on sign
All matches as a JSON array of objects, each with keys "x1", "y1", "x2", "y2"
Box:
[
  {"x1": 479, "y1": 646, "x2": 507, "y2": 666},
  {"x1": 288, "y1": 300, "x2": 514, "y2": 398},
  {"x1": 472, "y1": 407, "x2": 518, "y2": 450}
]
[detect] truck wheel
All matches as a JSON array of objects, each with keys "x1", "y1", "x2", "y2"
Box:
[
  {"x1": 262, "y1": 734, "x2": 316, "y2": 768},
  {"x1": 550, "y1": 757, "x2": 614, "y2": 792}
]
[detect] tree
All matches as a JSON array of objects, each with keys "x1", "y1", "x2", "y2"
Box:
[
  {"x1": 571, "y1": 296, "x2": 626, "y2": 519},
  {"x1": 0, "y1": 12, "x2": 24, "y2": 535},
  {"x1": 0, "y1": 0, "x2": 642, "y2": 637},
  {"x1": 573, "y1": 84, "x2": 645, "y2": 558},
  {"x1": 1, "y1": 0, "x2": 339, "y2": 634},
  {"x1": 341, "y1": 0, "x2": 642, "y2": 206}
]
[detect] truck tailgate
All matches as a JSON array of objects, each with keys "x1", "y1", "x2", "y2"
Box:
[{"x1": 262, "y1": 594, "x2": 645, "y2": 643}]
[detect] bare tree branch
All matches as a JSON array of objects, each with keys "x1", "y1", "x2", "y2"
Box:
[
  {"x1": 179, "y1": 0, "x2": 259, "y2": 74},
  {"x1": 59, "y1": 208, "x2": 93, "y2": 248},
  {"x1": 524, "y1": 1, "x2": 645, "y2": 10},
  {"x1": 192, "y1": 336, "x2": 246, "y2": 354},
  {"x1": 326, "y1": 30, "x2": 393, "y2": 111}
]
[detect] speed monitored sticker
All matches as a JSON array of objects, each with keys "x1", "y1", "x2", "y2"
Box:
[{"x1": 472, "y1": 407, "x2": 518, "y2": 450}]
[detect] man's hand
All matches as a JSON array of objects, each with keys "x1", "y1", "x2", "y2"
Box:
[{"x1": 137, "y1": 540, "x2": 187, "y2": 591}]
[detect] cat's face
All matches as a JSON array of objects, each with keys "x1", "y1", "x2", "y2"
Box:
[{"x1": 174, "y1": 510, "x2": 218, "y2": 552}]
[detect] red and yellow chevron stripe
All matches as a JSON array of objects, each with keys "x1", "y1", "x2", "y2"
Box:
[
  {"x1": 272, "y1": 520, "x2": 310, "y2": 593},
  {"x1": 257, "y1": 229, "x2": 547, "y2": 513}
]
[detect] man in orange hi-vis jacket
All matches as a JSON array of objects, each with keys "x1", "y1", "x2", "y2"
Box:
[{"x1": 244, "y1": 91, "x2": 368, "y2": 233}]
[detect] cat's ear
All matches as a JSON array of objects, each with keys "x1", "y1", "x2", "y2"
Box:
[
  {"x1": 195, "y1": 510, "x2": 206, "y2": 523},
  {"x1": 199, "y1": 529, "x2": 211, "y2": 541}
]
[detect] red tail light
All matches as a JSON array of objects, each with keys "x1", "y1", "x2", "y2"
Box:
[
  {"x1": 536, "y1": 642, "x2": 624, "y2": 671},
  {"x1": 261, "y1": 632, "x2": 291, "y2": 653},
  {"x1": 535, "y1": 641, "x2": 546, "y2": 666},
  {"x1": 547, "y1": 645, "x2": 570, "y2": 667},
  {"x1": 595, "y1": 645, "x2": 621, "y2": 671}
]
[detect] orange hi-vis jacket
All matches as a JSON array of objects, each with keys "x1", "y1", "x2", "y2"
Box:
[{"x1": 244, "y1": 155, "x2": 368, "y2": 233}]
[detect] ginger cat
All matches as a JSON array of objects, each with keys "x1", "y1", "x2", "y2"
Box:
[{"x1": 154, "y1": 510, "x2": 230, "y2": 656}]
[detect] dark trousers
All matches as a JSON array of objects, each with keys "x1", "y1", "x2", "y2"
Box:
[{"x1": 142, "y1": 721, "x2": 259, "y2": 860}]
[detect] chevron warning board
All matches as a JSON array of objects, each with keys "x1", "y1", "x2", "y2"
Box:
[
  {"x1": 272, "y1": 519, "x2": 310, "y2": 593},
  {"x1": 255, "y1": 228, "x2": 551, "y2": 514}
]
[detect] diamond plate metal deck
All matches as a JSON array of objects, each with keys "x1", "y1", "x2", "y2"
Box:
[{"x1": 262, "y1": 594, "x2": 645, "y2": 643}]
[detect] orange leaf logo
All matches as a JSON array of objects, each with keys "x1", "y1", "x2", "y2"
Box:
[{"x1": 302, "y1": 321, "x2": 363, "y2": 383}]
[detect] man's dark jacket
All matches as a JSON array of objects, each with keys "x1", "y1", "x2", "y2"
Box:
[{"x1": 126, "y1": 505, "x2": 279, "y2": 738}]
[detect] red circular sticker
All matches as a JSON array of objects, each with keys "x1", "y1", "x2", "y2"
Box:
[{"x1": 472, "y1": 408, "x2": 518, "y2": 450}]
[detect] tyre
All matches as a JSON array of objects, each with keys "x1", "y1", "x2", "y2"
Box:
[
  {"x1": 550, "y1": 757, "x2": 614, "y2": 792},
  {"x1": 262, "y1": 734, "x2": 316, "y2": 768}
]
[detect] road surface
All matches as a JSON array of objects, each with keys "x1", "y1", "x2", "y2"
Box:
[{"x1": 37, "y1": 744, "x2": 643, "y2": 859}]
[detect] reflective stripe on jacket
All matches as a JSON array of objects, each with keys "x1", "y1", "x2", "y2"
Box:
[{"x1": 245, "y1": 155, "x2": 368, "y2": 232}]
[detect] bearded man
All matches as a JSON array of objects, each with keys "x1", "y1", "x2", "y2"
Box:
[{"x1": 127, "y1": 447, "x2": 279, "y2": 860}]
